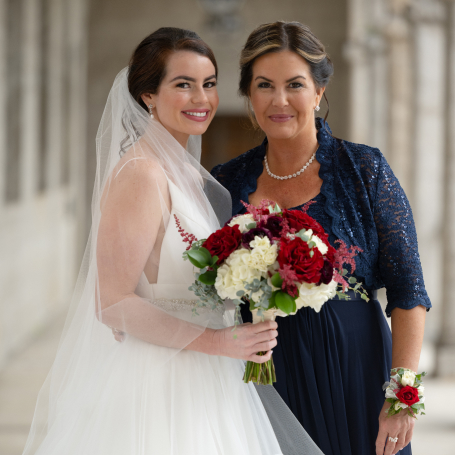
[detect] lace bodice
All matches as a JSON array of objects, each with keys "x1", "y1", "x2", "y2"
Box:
[{"x1": 211, "y1": 118, "x2": 431, "y2": 317}]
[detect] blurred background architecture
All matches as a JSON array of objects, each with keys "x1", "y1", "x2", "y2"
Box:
[{"x1": 1, "y1": 0, "x2": 455, "y2": 453}]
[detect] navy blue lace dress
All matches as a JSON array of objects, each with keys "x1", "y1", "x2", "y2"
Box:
[{"x1": 211, "y1": 119, "x2": 431, "y2": 455}]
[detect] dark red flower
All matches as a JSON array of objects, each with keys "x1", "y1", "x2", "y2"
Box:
[
  {"x1": 202, "y1": 225, "x2": 242, "y2": 265},
  {"x1": 282, "y1": 210, "x2": 326, "y2": 237},
  {"x1": 396, "y1": 386, "x2": 420, "y2": 407},
  {"x1": 277, "y1": 237, "x2": 324, "y2": 284},
  {"x1": 258, "y1": 216, "x2": 283, "y2": 238},
  {"x1": 319, "y1": 259, "x2": 334, "y2": 285}
]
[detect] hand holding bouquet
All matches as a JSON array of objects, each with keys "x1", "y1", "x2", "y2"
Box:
[{"x1": 177, "y1": 199, "x2": 368, "y2": 385}]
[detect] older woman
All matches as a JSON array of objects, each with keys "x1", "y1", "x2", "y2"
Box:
[{"x1": 211, "y1": 21, "x2": 431, "y2": 455}]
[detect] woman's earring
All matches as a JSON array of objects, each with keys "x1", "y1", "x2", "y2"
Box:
[
  {"x1": 148, "y1": 104, "x2": 154, "y2": 119},
  {"x1": 314, "y1": 105, "x2": 320, "y2": 112}
]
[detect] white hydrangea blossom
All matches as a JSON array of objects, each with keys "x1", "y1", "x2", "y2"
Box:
[
  {"x1": 245, "y1": 236, "x2": 278, "y2": 273},
  {"x1": 214, "y1": 248, "x2": 264, "y2": 300},
  {"x1": 295, "y1": 280, "x2": 337, "y2": 313}
]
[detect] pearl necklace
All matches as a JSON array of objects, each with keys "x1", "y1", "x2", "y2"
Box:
[{"x1": 264, "y1": 152, "x2": 316, "y2": 180}]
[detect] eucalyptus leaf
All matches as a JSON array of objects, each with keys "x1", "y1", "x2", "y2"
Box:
[
  {"x1": 246, "y1": 222, "x2": 257, "y2": 229},
  {"x1": 348, "y1": 276, "x2": 357, "y2": 284}
]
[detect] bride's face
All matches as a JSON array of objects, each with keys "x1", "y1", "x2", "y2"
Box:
[{"x1": 142, "y1": 51, "x2": 219, "y2": 147}]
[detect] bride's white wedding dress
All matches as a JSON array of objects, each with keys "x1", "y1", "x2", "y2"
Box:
[{"x1": 31, "y1": 178, "x2": 283, "y2": 455}]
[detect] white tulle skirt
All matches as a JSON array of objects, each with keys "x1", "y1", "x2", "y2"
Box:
[{"x1": 33, "y1": 333, "x2": 283, "y2": 455}]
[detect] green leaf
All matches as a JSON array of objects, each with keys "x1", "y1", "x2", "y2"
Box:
[
  {"x1": 187, "y1": 248, "x2": 212, "y2": 268},
  {"x1": 342, "y1": 268, "x2": 348, "y2": 276},
  {"x1": 385, "y1": 398, "x2": 395, "y2": 404},
  {"x1": 246, "y1": 222, "x2": 257, "y2": 229},
  {"x1": 268, "y1": 291, "x2": 278, "y2": 309},
  {"x1": 348, "y1": 276, "x2": 357, "y2": 284},
  {"x1": 275, "y1": 291, "x2": 296, "y2": 314},
  {"x1": 198, "y1": 270, "x2": 217, "y2": 285},
  {"x1": 308, "y1": 240, "x2": 316, "y2": 249},
  {"x1": 361, "y1": 293, "x2": 369, "y2": 301},
  {"x1": 271, "y1": 272, "x2": 283, "y2": 288},
  {"x1": 210, "y1": 256, "x2": 219, "y2": 266}
]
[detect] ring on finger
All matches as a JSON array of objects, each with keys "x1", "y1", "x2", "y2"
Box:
[{"x1": 388, "y1": 436, "x2": 399, "y2": 443}]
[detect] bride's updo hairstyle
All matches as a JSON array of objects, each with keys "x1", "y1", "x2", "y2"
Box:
[
  {"x1": 239, "y1": 21, "x2": 333, "y2": 126},
  {"x1": 128, "y1": 27, "x2": 218, "y2": 112}
]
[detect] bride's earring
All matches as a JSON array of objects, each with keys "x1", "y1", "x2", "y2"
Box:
[
  {"x1": 148, "y1": 104, "x2": 154, "y2": 119},
  {"x1": 314, "y1": 105, "x2": 320, "y2": 112}
]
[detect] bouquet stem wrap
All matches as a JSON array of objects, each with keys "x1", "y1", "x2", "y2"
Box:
[{"x1": 243, "y1": 309, "x2": 277, "y2": 385}]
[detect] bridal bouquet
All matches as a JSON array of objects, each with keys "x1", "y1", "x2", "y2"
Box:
[{"x1": 177, "y1": 199, "x2": 368, "y2": 385}]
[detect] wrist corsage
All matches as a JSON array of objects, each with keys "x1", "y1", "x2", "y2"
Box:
[{"x1": 383, "y1": 367, "x2": 426, "y2": 418}]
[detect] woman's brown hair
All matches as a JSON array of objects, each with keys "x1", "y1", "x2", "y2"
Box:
[
  {"x1": 128, "y1": 27, "x2": 218, "y2": 112},
  {"x1": 239, "y1": 21, "x2": 334, "y2": 125}
]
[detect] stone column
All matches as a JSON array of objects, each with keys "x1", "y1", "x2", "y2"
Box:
[
  {"x1": 45, "y1": 0, "x2": 65, "y2": 190},
  {"x1": 0, "y1": 0, "x2": 6, "y2": 207},
  {"x1": 67, "y1": 0, "x2": 89, "y2": 263},
  {"x1": 384, "y1": 0, "x2": 414, "y2": 197},
  {"x1": 20, "y1": 0, "x2": 40, "y2": 200},
  {"x1": 410, "y1": 0, "x2": 447, "y2": 348},
  {"x1": 438, "y1": 0, "x2": 455, "y2": 376},
  {"x1": 345, "y1": 0, "x2": 372, "y2": 144}
]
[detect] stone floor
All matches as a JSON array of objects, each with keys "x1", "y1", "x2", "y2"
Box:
[{"x1": 0, "y1": 315, "x2": 454, "y2": 455}]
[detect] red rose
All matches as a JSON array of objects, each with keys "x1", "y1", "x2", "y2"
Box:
[
  {"x1": 277, "y1": 237, "x2": 324, "y2": 284},
  {"x1": 396, "y1": 386, "x2": 420, "y2": 407},
  {"x1": 202, "y1": 225, "x2": 242, "y2": 265},
  {"x1": 283, "y1": 210, "x2": 326, "y2": 237}
]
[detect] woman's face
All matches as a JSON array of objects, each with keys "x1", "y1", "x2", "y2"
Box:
[
  {"x1": 141, "y1": 51, "x2": 219, "y2": 147},
  {"x1": 249, "y1": 50, "x2": 324, "y2": 141}
]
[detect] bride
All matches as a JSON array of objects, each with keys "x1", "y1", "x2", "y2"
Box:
[{"x1": 22, "y1": 27, "x2": 323, "y2": 455}]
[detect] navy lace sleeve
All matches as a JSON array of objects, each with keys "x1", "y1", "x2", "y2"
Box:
[{"x1": 373, "y1": 154, "x2": 432, "y2": 316}]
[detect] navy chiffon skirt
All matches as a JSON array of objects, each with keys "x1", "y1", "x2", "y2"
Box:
[{"x1": 241, "y1": 294, "x2": 412, "y2": 455}]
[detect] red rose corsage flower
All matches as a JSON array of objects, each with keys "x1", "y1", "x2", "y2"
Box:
[{"x1": 396, "y1": 386, "x2": 420, "y2": 407}]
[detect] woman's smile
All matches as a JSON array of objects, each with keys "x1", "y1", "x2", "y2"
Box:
[{"x1": 181, "y1": 108, "x2": 210, "y2": 122}]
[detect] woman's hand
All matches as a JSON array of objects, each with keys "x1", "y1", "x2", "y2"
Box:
[
  {"x1": 376, "y1": 401, "x2": 415, "y2": 455},
  {"x1": 213, "y1": 321, "x2": 278, "y2": 363}
]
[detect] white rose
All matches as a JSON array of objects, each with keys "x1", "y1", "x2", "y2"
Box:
[
  {"x1": 417, "y1": 384, "x2": 425, "y2": 395},
  {"x1": 214, "y1": 249, "x2": 264, "y2": 300},
  {"x1": 394, "y1": 401, "x2": 408, "y2": 411},
  {"x1": 311, "y1": 234, "x2": 328, "y2": 255},
  {"x1": 401, "y1": 371, "x2": 416, "y2": 387},
  {"x1": 295, "y1": 279, "x2": 337, "y2": 313},
  {"x1": 385, "y1": 387, "x2": 397, "y2": 399},
  {"x1": 246, "y1": 236, "x2": 278, "y2": 272},
  {"x1": 228, "y1": 214, "x2": 255, "y2": 233}
]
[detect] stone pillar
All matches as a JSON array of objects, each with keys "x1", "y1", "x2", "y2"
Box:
[
  {"x1": 384, "y1": 0, "x2": 413, "y2": 197},
  {"x1": 45, "y1": 0, "x2": 65, "y2": 190},
  {"x1": 410, "y1": 0, "x2": 447, "y2": 348},
  {"x1": 20, "y1": 0, "x2": 40, "y2": 200},
  {"x1": 345, "y1": 0, "x2": 372, "y2": 144},
  {"x1": 438, "y1": 0, "x2": 455, "y2": 376},
  {"x1": 0, "y1": 0, "x2": 6, "y2": 206},
  {"x1": 67, "y1": 0, "x2": 88, "y2": 263}
]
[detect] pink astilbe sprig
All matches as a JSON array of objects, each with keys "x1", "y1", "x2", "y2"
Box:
[
  {"x1": 333, "y1": 269, "x2": 349, "y2": 292},
  {"x1": 300, "y1": 199, "x2": 317, "y2": 213},
  {"x1": 278, "y1": 264, "x2": 299, "y2": 297},
  {"x1": 174, "y1": 214, "x2": 198, "y2": 250},
  {"x1": 333, "y1": 239, "x2": 363, "y2": 274},
  {"x1": 240, "y1": 199, "x2": 275, "y2": 223},
  {"x1": 279, "y1": 217, "x2": 296, "y2": 237}
]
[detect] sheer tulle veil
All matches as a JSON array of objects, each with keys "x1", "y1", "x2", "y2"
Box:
[{"x1": 22, "y1": 67, "x2": 324, "y2": 455}]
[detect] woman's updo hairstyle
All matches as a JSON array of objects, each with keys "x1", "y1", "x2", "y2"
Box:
[
  {"x1": 239, "y1": 21, "x2": 333, "y2": 125},
  {"x1": 128, "y1": 27, "x2": 218, "y2": 112}
]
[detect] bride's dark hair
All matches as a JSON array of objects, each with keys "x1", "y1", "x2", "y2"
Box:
[{"x1": 128, "y1": 27, "x2": 218, "y2": 112}]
